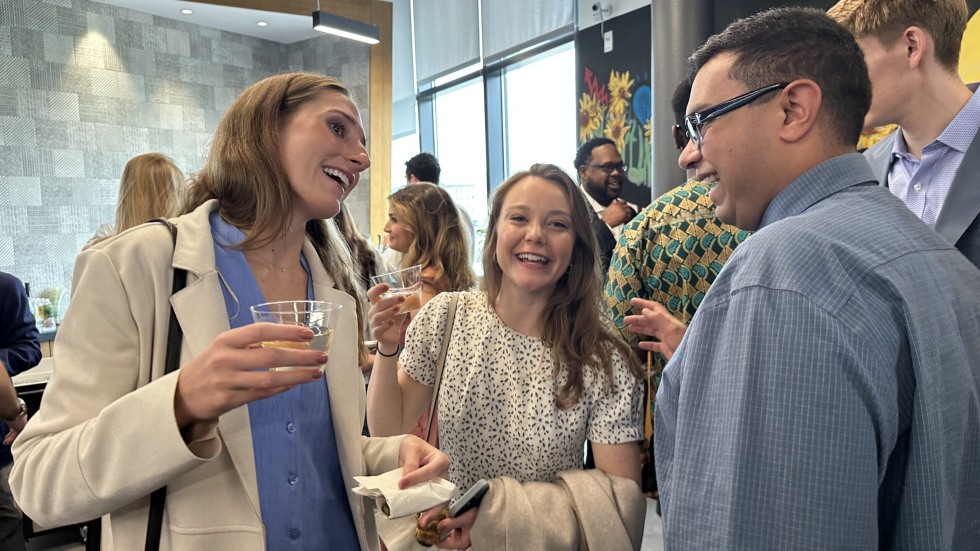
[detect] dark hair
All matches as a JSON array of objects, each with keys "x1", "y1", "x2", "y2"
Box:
[
  {"x1": 405, "y1": 152, "x2": 441, "y2": 184},
  {"x1": 671, "y1": 79, "x2": 692, "y2": 126},
  {"x1": 573, "y1": 137, "x2": 616, "y2": 171},
  {"x1": 689, "y1": 7, "x2": 871, "y2": 147},
  {"x1": 481, "y1": 164, "x2": 641, "y2": 408},
  {"x1": 334, "y1": 203, "x2": 381, "y2": 290}
]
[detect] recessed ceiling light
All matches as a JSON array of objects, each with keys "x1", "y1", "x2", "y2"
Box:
[
  {"x1": 256, "y1": 21, "x2": 268, "y2": 27},
  {"x1": 180, "y1": 9, "x2": 193, "y2": 15}
]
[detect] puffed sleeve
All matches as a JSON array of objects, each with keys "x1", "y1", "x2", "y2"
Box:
[
  {"x1": 587, "y1": 349, "x2": 644, "y2": 444},
  {"x1": 400, "y1": 292, "x2": 455, "y2": 386}
]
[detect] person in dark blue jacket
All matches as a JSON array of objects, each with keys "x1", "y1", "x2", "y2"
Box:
[{"x1": 0, "y1": 271, "x2": 40, "y2": 551}]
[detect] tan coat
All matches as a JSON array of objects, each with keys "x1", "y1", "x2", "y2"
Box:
[
  {"x1": 470, "y1": 470, "x2": 646, "y2": 550},
  {"x1": 10, "y1": 201, "x2": 403, "y2": 550}
]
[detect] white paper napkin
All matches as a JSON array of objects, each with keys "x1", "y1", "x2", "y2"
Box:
[{"x1": 352, "y1": 467, "x2": 455, "y2": 519}]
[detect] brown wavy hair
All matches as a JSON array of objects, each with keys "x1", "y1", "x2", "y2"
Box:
[
  {"x1": 183, "y1": 72, "x2": 368, "y2": 363},
  {"x1": 389, "y1": 182, "x2": 475, "y2": 292},
  {"x1": 481, "y1": 164, "x2": 641, "y2": 409},
  {"x1": 334, "y1": 202, "x2": 382, "y2": 292}
]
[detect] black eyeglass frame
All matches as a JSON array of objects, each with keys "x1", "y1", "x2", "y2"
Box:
[
  {"x1": 587, "y1": 162, "x2": 628, "y2": 174},
  {"x1": 671, "y1": 125, "x2": 688, "y2": 150},
  {"x1": 684, "y1": 83, "x2": 789, "y2": 148}
]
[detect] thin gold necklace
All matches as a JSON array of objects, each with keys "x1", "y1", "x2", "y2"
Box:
[{"x1": 245, "y1": 250, "x2": 295, "y2": 272}]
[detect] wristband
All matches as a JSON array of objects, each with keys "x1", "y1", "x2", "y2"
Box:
[
  {"x1": 2, "y1": 398, "x2": 27, "y2": 423},
  {"x1": 376, "y1": 344, "x2": 400, "y2": 358}
]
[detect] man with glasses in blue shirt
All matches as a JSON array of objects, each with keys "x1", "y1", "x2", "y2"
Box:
[
  {"x1": 574, "y1": 137, "x2": 637, "y2": 273},
  {"x1": 639, "y1": 7, "x2": 980, "y2": 549}
]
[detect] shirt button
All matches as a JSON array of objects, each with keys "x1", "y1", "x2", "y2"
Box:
[
  {"x1": 289, "y1": 528, "x2": 301, "y2": 540},
  {"x1": 288, "y1": 474, "x2": 298, "y2": 485},
  {"x1": 286, "y1": 422, "x2": 295, "y2": 433},
  {"x1": 913, "y1": 182, "x2": 923, "y2": 191}
]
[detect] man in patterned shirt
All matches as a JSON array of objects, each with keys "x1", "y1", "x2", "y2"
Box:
[
  {"x1": 648, "y1": 8, "x2": 980, "y2": 549},
  {"x1": 604, "y1": 79, "x2": 751, "y2": 505},
  {"x1": 606, "y1": 79, "x2": 750, "y2": 372}
]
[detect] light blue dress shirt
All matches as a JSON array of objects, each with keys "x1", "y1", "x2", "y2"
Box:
[
  {"x1": 210, "y1": 213, "x2": 359, "y2": 550},
  {"x1": 655, "y1": 154, "x2": 980, "y2": 549},
  {"x1": 888, "y1": 87, "x2": 980, "y2": 227}
]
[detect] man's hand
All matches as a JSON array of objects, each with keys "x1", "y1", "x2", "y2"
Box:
[
  {"x1": 3, "y1": 414, "x2": 26, "y2": 446},
  {"x1": 602, "y1": 199, "x2": 637, "y2": 228},
  {"x1": 624, "y1": 297, "x2": 687, "y2": 361}
]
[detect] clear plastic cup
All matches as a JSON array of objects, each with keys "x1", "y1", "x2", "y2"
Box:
[
  {"x1": 249, "y1": 300, "x2": 342, "y2": 371},
  {"x1": 371, "y1": 264, "x2": 423, "y2": 313}
]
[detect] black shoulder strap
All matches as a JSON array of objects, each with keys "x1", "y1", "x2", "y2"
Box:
[{"x1": 144, "y1": 219, "x2": 186, "y2": 551}]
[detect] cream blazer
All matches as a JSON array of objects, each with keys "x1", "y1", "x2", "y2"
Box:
[{"x1": 10, "y1": 201, "x2": 403, "y2": 550}]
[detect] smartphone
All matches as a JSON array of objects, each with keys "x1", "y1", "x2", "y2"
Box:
[{"x1": 449, "y1": 479, "x2": 489, "y2": 518}]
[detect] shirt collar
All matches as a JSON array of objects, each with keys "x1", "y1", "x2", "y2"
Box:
[
  {"x1": 210, "y1": 211, "x2": 247, "y2": 248},
  {"x1": 758, "y1": 153, "x2": 878, "y2": 230},
  {"x1": 891, "y1": 84, "x2": 980, "y2": 157}
]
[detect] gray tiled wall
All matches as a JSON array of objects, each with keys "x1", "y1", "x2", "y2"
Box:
[{"x1": 0, "y1": 0, "x2": 374, "y2": 303}]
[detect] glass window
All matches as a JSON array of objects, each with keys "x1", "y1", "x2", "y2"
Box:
[
  {"x1": 502, "y1": 42, "x2": 576, "y2": 179},
  {"x1": 390, "y1": 132, "x2": 418, "y2": 193},
  {"x1": 433, "y1": 77, "x2": 488, "y2": 272}
]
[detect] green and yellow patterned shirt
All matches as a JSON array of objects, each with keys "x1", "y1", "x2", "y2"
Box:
[{"x1": 605, "y1": 179, "x2": 751, "y2": 377}]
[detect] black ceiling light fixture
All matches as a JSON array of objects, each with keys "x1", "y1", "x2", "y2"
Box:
[{"x1": 312, "y1": 0, "x2": 380, "y2": 44}]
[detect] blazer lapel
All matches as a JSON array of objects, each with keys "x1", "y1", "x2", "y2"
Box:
[
  {"x1": 305, "y1": 242, "x2": 364, "y2": 470},
  {"x1": 304, "y1": 242, "x2": 367, "y2": 524},
  {"x1": 863, "y1": 132, "x2": 897, "y2": 187},
  {"x1": 934, "y1": 134, "x2": 980, "y2": 248},
  {"x1": 168, "y1": 202, "x2": 263, "y2": 521}
]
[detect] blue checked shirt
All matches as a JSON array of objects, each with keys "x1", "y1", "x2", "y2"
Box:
[
  {"x1": 655, "y1": 154, "x2": 980, "y2": 550},
  {"x1": 888, "y1": 87, "x2": 980, "y2": 227}
]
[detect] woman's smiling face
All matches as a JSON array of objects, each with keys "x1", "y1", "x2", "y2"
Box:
[
  {"x1": 278, "y1": 89, "x2": 370, "y2": 222},
  {"x1": 494, "y1": 175, "x2": 575, "y2": 298}
]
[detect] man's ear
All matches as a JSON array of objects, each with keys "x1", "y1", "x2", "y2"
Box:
[
  {"x1": 903, "y1": 26, "x2": 929, "y2": 70},
  {"x1": 577, "y1": 164, "x2": 587, "y2": 182},
  {"x1": 777, "y1": 79, "x2": 821, "y2": 143}
]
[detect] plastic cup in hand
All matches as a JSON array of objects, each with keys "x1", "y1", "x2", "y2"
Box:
[
  {"x1": 371, "y1": 264, "x2": 423, "y2": 314},
  {"x1": 249, "y1": 300, "x2": 342, "y2": 371}
]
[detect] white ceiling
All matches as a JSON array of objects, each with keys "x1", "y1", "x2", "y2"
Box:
[{"x1": 92, "y1": 0, "x2": 326, "y2": 44}]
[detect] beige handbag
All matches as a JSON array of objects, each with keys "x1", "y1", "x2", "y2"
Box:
[{"x1": 376, "y1": 292, "x2": 459, "y2": 551}]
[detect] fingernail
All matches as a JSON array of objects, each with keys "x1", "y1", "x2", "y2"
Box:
[
  {"x1": 318, "y1": 353, "x2": 328, "y2": 363},
  {"x1": 301, "y1": 329, "x2": 314, "y2": 338}
]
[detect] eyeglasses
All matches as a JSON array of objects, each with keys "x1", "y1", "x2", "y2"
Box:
[
  {"x1": 671, "y1": 125, "x2": 689, "y2": 150},
  {"x1": 588, "y1": 162, "x2": 627, "y2": 174},
  {"x1": 684, "y1": 83, "x2": 789, "y2": 149}
]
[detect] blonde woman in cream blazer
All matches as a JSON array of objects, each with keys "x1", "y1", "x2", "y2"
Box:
[{"x1": 10, "y1": 73, "x2": 448, "y2": 551}]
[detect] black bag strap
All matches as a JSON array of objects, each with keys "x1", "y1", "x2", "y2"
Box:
[
  {"x1": 83, "y1": 220, "x2": 185, "y2": 551},
  {"x1": 144, "y1": 219, "x2": 186, "y2": 551}
]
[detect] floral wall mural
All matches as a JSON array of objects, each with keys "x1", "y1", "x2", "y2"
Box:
[
  {"x1": 579, "y1": 67, "x2": 652, "y2": 187},
  {"x1": 576, "y1": 5, "x2": 653, "y2": 208}
]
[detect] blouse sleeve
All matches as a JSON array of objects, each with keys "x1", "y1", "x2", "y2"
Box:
[
  {"x1": 587, "y1": 349, "x2": 644, "y2": 444},
  {"x1": 400, "y1": 292, "x2": 454, "y2": 386}
]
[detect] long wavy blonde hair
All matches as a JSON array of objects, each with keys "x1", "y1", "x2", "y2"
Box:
[
  {"x1": 389, "y1": 182, "x2": 475, "y2": 292},
  {"x1": 481, "y1": 164, "x2": 641, "y2": 409},
  {"x1": 183, "y1": 72, "x2": 368, "y2": 363}
]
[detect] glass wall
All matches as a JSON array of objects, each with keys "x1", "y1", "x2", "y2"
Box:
[
  {"x1": 432, "y1": 78, "x2": 488, "y2": 270},
  {"x1": 416, "y1": 39, "x2": 575, "y2": 273},
  {"x1": 502, "y1": 42, "x2": 576, "y2": 179}
]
